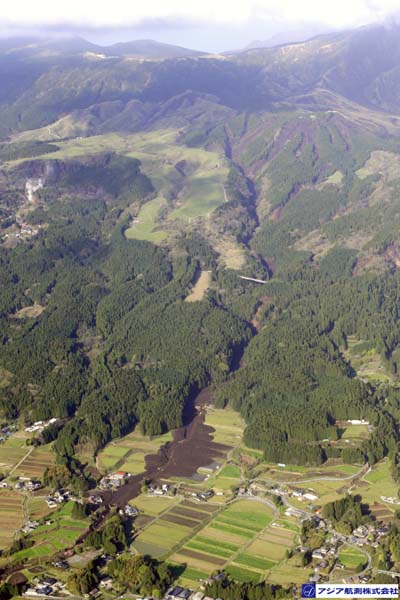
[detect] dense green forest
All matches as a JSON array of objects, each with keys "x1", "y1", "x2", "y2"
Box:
[
  {"x1": 3, "y1": 144, "x2": 400, "y2": 477},
  {"x1": 0, "y1": 161, "x2": 251, "y2": 464},
  {"x1": 216, "y1": 265, "x2": 400, "y2": 466}
]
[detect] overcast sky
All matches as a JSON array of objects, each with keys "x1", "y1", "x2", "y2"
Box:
[{"x1": 1, "y1": 0, "x2": 399, "y2": 52}]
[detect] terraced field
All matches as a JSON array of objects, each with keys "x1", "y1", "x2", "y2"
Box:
[
  {"x1": 28, "y1": 496, "x2": 54, "y2": 521},
  {"x1": 14, "y1": 446, "x2": 55, "y2": 479},
  {"x1": 168, "y1": 500, "x2": 299, "y2": 585},
  {"x1": 0, "y1": 434, "x2": 31, "y2": 473},
  {"x1": 133, "y1": 500, "x2": 219, "y2": 559},
  {"x1": 204, "y1": 406, "x2": 245, "y2": 446},
  {"x1": 344, "y1": 336, "x2": 394, "y2": 384},
  {"x1": 97, "y1": 428, "x2": 173, "y2": 475},
  {"x1": 1, "y1": 502, "x2": 89, "y2": 564},
  {"x1": 0, "y1": 490, "x2": 24, "y2": 548}
]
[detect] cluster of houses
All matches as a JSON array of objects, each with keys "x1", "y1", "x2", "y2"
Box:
[
  {"x1": 24, "y1": 576, "x2": 64, "y2": 597},
  {"x1": 347, "y1": 523, "x2": 390, "y2": 548},
  {"x1": 12, "y1": 478, "x2": 42, "y2": 492},
  {"x1": 119, "y1": 504, "x2": 138, "y2": 517},
  {"x1": 52, "y1": 559, "x2": 69, "y2": 570},
  {"x1": 99, "y1": 470, "x2": 129, "y2": 490},
  {"x1": 148, "y1": 483, "x2": 171, "y2": 496},
  {"x1": 269, "y1": 484, "x2": 318, "y2": 503},
  {"x1": 20, "y1": 520, "x2": 40, "y2": 534},
  {"x1": 45, "y1": 489, "x2": 73, "y2": 508},
  {"x1": 302, "y1": 517, "x2": 392, "y2": 584},
  {"x1": 381, "y1": 495, "x2": 400, "y2": 505},
  {"x1": 25, "y1": 417, "x2": 58, "y2": 434}
]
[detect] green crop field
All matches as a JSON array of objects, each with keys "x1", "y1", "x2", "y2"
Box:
[
  {"x1": 0, "y1": 501, "x2": 89, "y2": 565},
  {"x1": 344, "y1": 335, "x2": 394, "y2": 384},
  {"x1": 218, "y1": 465, "x2": 241, "y2": 478},
  {"x1": 204, "y1": 406, "x2": 245, "y2": 447},
  {"x1": 125, "y1": 196, "x2": 168, "y2": 243},
  {"x1": 225, "y1": 565, "x2": 261, "y2": 583},
  {"x1": 131, "y1": 494, "x2": 179, "y2": 516},
  {"x1": 0, "y1": 434, "x2": 31, "y2": 472},
  {"x1": 169, "y1": 172, "x2": 227, "y2": 220},
  {"x1": 207, "y1": 467, "x2": 242, "y2": 494},
  {"x1": 341, "y1": 424, "x2": 370, "y2": 443},
  {"x1": 167, "y1": 499, "x2": 301, "y2": 585},
  {"x1": 338, "y1": 546, "x2": 367, "y2": 570},
  {"x1": 350, "y1": 459, "x2": 398, "y2": 510},
  {"x1": 134, "y1": 520, "x2": 193, "y2": 558},
  {"x1": 28, "y1": 496, "x2": 54, "y2": 521},
  {"x1": 97, "y1": 427, "x2": 173, "y2": 474},
  {"x1": 171, "y1": 564, "x2": 208, "y2": 587},
  {"x1": 234, "y1": 553, "x2": 277, "y2": 570}
]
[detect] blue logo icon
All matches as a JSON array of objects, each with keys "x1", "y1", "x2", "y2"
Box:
[{"x1": 302, "y1": 583, "x2": 316, "y2": 598}]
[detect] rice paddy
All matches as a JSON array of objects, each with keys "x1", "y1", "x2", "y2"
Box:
[
  {"x1": 135, "y1": 497, "x2": 300, "y2": 585},
  {"x1": 97, "y1": 427, "x2": 173, "y2": 474},
  {"x1": 0, "y1": 490, "x2": 24, "y2": 548}
]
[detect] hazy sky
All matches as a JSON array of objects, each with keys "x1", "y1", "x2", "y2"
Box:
[{"x1": 1, "y1": 0, "x2": 399, "y2": 51}]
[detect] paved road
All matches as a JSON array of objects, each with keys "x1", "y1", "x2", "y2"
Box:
[{"x1": 254, "y1": 462, "x2": 370, "y2": 487}]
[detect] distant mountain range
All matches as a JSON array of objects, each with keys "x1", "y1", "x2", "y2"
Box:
[
  {"x1": 1, "y1": 22, "x2": 400, "y2": 134},
  {"x1": 0, "y1": 35, "x2": 204, "y2": 59},
  {"x1": 244, "y1": 24, "x2": 333, "y2": 50}
]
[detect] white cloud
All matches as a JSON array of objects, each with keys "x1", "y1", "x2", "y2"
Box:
[{"x1": 0, "y1": 0, "x2": 399, "y2": 29}]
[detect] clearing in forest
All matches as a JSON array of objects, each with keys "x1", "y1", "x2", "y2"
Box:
[{"x1": 185, "y1": 271, "x2": 212, "y2": 302}]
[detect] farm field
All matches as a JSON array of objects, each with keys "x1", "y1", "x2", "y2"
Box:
[
  {"x1": 203, "y1": 463, "x2": 242, "y2": 496},
  {"x1": 97, "y1": 428, "x2": 173, "y2": 475},
  {"x1": 344, "y1": 336, "x2": 394, "y2": 384},
  {"x1": 0, "y1": 432, "x2": 55, "y2": 479},
  {"x1": 204, "y1": 406, "x2": 245, "y2": 447},
  {"x1": 131, "y1": 493, "x2": 179, "y2": 516},
  {"x1": 0, "y1": 433, "x2": 31, "y2": 473},
  {"x1": 1, "y1": 502, "x2": 89, "y2": 565},
  {"x1": 341, "y1": 424, "x2": 370, "y2": 443},
  {"x1": 28, "y1": 496, "x2": 54, "y2": 521},
  {"x1": 0, "y1": 490, "x2": 24, "y2": 548},
  {"x1": 353, "y1": 459, "x2": 398, "y2": 511},
  {"x1": 14, "y1": 445, "x2": 55, "y2": 479},
  {"x1": 133, "y1": 499, "x2": 218, "y2": 559},
  {"x1": 168, "y1": 172, "x2": 226, "y2": 220},
  {"x1": 10, "y1": 128, "x2": 228, "y2": 233},
  {"x1": 253, "y1": 461, "x2": 361, "y2": 483},
  {"x1": 125, "y1": 196, "x2": 168, "y2": 243},
  {"x1": 164, "y1": 499, "x2": 301, "y2": 585},
  {"x1": 274, "y1": 459, "x2": 398, "y2": 511},
  {"x1": 338, "y1": 545, "x2": 367, "y2": 570}
]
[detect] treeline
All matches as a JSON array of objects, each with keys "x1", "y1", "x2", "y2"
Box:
[
  {"x1": 204, "y1": 577, "x2": 288, "y2": 600},
  {"x1": 323, "y1": 495, "x2": 370, "y2": 535}
]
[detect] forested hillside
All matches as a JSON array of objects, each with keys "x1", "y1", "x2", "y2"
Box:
[{"x1": 2, "y1": 22, "x2": 400, "y2": 481}]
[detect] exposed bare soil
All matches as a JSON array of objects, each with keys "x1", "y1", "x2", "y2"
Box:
[{"x1": 103, "y1": 388, "x2": 230, "y2": 507}]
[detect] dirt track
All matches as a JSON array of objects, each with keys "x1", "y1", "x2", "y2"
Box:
[{"x1": 103, "y1": 387, "x2": 230, "y2": 507}]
